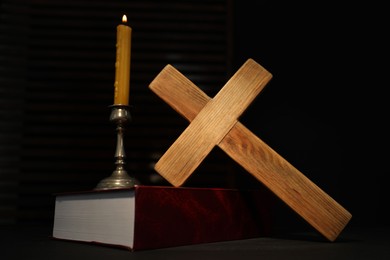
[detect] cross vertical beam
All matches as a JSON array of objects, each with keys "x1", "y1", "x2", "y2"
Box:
[{"x1": 149, "y1": 59, "x2": 352, "y2": 241}]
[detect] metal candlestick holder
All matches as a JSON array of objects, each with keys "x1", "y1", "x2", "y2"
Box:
[{"x1": 95, "y1": 105, "x2": 139, "y2": 190}]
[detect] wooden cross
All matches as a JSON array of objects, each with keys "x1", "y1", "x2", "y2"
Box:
[{"x1": 149, "y1": 58, "x2": 352, "y2": 242}]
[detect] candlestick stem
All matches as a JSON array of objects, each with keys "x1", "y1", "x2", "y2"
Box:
[{"x1": 95, "y1": 105, "x2": 139, "y2": 190}]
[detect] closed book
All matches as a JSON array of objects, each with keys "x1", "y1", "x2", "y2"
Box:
[{"x1": 52, "y1": 185, "x2": 272, "y2": 251}]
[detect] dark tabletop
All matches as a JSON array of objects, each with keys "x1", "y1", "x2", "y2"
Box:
[{"x1": 1, "y1": 224, "x2": 389, "y2": 260}]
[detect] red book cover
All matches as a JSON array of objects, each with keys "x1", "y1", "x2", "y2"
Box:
[{"x1": 52, "y1": 185, "x2": 272, "y2": 251}]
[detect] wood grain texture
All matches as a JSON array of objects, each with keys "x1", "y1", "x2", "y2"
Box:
[
  {"x1": 149, "y1": 60, "x2": 352, "y2": 241},
  {"x1": 151, "y1": 59, "x2": 272, "y2": 187}
]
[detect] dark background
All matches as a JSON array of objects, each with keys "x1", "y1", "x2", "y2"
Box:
[
  {"x1": 0, "y1": 0, "x2": 388, "y2": 234},
  {"x1": 233, "y1": 1, "x2": 389, "y2": 231}
]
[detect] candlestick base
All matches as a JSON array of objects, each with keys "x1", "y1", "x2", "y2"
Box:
[
  {"x1": 95, "y1": 105, "x2": 139, "y2": 190},
  {"x1": 95, "y1": 169, "x2": 139, "y2": 190}
]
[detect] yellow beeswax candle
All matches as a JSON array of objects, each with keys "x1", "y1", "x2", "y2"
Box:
[{"x1": 114, "y1": 14, "x2": 132, "y2": 105}]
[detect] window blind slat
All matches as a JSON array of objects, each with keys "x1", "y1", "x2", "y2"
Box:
[{"x1": 0, "y1": 0, "x2": 233, "y2": 224}]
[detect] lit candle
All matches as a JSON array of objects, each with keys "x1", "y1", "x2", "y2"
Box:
[{"x1": 114, "y1": 14, "x2": 132, "y2": 105}]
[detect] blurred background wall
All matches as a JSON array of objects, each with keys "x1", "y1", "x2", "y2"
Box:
[{"x1": 0, "y1": 0, "x2": 387, "y2": 232}]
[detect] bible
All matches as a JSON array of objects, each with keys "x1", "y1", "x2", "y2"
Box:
[{"x1": 52, "y1": 185, "x2": 272, "y2": 251}]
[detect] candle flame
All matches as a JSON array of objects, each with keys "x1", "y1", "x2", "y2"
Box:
[{"x1": 122, "y1": 14, "x2": 127, "y2": 23}]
